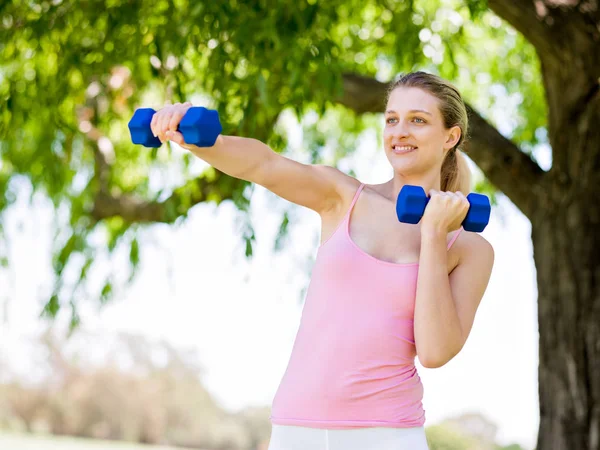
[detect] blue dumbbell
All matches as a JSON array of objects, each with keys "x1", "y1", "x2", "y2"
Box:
[
  {"x1": 396, "y1": 185, "x2": 490, "y2": 232},
  {"x1": 128, "y1": 106, "x2": 222, "y2": 148}
]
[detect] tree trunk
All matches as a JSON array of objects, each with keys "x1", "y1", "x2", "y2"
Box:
[
  {"x1": 528, "y1": 13, "x2": 600, "y2": 439},
  {"x1": 532, "y1": 193, "x2": 600, "y2": 449}
]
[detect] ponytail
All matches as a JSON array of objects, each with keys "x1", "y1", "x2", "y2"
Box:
[{"x1": 441, "y1": 149, "x2": 471, "y2": 194}]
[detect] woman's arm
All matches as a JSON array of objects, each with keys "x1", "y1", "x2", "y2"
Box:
[
  {"x1": 152, "y1": 103, "x2": 354, "y2": 214},
  {"x1": 189, "y1": 134, "x2": 352, "y2": 214},
  {"x1": 414, "y1": 229, "x2": 494, "y2": 368}
]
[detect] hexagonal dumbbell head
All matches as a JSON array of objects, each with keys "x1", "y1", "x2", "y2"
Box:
[
  {"x1": 396, "y1": 185, "x2": 428, "y2": 224},
  {"x1": 128, "y1": 108, "x2": 161, "y2": 148},
  {"x1": 464, "y1": 193, "x2": 491, "y2": 232},
  {"x1": 179, "y1": 107, "x2": 222, "y2": 147}
]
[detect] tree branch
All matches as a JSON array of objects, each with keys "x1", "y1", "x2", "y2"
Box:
[
  {"x1": 338, "y1": 73, "x2": 390, "y2": 114},
  {"x1": 463, "y1": 105, "x2": 547, "y2": 216},
  {"x1": 91, "y1": 170, "x2": 248, "y2": 223},
  {"x1": 336, "y1": 72, "x2": 546, "y2": 217}
]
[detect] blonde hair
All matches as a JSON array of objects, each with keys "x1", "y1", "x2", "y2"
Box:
[{"x1": 387, "y1": 71, "x2": 472, "y2": 193}]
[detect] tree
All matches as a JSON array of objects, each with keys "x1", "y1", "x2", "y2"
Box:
[{"x1": 1, "y1": 0, "x2": 598, "y2": 448}]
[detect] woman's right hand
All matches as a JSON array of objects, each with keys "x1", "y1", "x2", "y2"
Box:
[{"x1": 150, "y1": 101, "x2": 193, "y2": 146}]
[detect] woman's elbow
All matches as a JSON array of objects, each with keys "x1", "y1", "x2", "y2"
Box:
[
  {"x1": 418, "y1": 349, "x2": 460, "y2": 368},
  {"x1": 419, "y1": 356, "x2": 447, "y2": 369}
]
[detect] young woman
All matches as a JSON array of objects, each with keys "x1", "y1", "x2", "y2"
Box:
[{"x1": 151, "y1": 71, "x2": 494, "y2": 450}]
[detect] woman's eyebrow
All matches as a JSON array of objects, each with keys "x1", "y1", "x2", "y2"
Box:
[{"x1": 385, "y1": 109, "x2": 433, "y2": 116}]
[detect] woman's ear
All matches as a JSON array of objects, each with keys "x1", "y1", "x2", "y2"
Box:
[{"x1": 444, "y1": 125, "x2": 461, "y2": 150}]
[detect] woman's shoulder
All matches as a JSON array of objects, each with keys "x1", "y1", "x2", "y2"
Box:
[
  {"x1": 462, "y1": 230, "x2": 493, "y2": 250},
  {"x1": 456, "y1": 230, "x2": 495, "y2": 266}
]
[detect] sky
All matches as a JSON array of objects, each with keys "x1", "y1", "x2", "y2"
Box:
[{"x1": 0, "y1": 120, "x2": 544, "y2": 450}]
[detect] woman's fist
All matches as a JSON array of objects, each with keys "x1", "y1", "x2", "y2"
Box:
[
  {"x1": 150, "y1": 102, "x2": 193, "y2": 146},
  {"x1": 421, "y1": 190, "x2": 470, "y2": 234}
]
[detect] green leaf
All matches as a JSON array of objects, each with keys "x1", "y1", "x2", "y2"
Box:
[
  {"x1": 274, "y1": 211, "x2": 291, "y2": 252},
  {"x1": 130, "y1": 237, "x2": 140, "y2": 267},
  {"x1": 41, "y1": 294, "x2": 61, "y2": 319},
  {"x1": 53, "y1": 232, "x2": 85, "y2": 275},
  {"x1": 100, "y1": 281, "x2": 113, "y2": 305},
  {"x1": 68, "y1": 302, "x2": 81, "y2": 334}
]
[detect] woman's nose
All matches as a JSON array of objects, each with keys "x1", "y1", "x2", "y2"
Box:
[{"x1": 392, "y1": 122, "x2": 410, "y2": 139}]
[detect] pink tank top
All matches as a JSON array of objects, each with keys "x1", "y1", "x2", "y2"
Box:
[{"x1": 270, "y1": 183, "x2": 462, "y2": 429}]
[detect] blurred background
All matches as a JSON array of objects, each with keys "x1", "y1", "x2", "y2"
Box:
[{"x1": 2, "y1": 0, "x2": 598, "y2": 449}]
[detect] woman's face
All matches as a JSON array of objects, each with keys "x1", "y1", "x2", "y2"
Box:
[{"x1": 383, "y1": 87, "x2": 460, "y2": 175}]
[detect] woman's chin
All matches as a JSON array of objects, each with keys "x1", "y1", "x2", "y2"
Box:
[{"x1": 387, "y1": 159, "x2": 420, "y2": 174}]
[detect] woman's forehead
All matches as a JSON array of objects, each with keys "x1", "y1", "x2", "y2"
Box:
[{"x1": 386, "y1": 87, "x2": 440, "y2": 114}]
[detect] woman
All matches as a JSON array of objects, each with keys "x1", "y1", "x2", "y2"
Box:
[{"x1": 151, "y1": 71, "x2": 494, "y2": 450}]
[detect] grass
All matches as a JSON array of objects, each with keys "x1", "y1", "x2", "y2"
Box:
[{"x1": 0, "y1": 432, "x2": 199, "y2": 450}]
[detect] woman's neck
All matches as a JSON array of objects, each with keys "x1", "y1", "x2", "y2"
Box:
[{"x1": 383, "y1": 172, "x2": 442, "y2": 202}]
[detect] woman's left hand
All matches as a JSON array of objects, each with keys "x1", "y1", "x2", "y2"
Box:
[{"x1": 421, "y1": 190, "x2": 470, "y2": 234}]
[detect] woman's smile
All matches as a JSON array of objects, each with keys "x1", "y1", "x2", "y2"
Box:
[{"x1": 392, "y1": 145, "x2": 418, "y2": 155}]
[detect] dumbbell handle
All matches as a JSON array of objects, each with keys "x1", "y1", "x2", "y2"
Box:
[{"x1": 396, "y1": 185, "x2": 490, "y2": 232}]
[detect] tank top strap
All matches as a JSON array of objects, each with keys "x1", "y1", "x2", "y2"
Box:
[
  {"x1": 341, "y1": 182, "x2": 365, "y2": 224},
  {"x1": 349, "y1": 183, "x2": 365, "y2": 210},
  {"x1": 447, "y1": 227, "x2": 463, "y2": 250}
]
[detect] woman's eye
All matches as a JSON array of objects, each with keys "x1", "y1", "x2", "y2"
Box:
[{"x1": 386, "y1": 117, "x2": 425, "y2": 124}]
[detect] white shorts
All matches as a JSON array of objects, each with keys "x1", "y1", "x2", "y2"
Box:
[{"x1": 267, "y1": 424, "x2": 430, "y2": 450}]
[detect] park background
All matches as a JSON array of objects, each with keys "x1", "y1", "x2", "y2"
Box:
[{"x1": 2, "y1": 0, "x2": 598, "y2": 449}]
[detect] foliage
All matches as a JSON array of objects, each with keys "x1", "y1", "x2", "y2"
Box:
[{"x1": 0, "y1": 0, "x2": 546, "y2": 319}]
